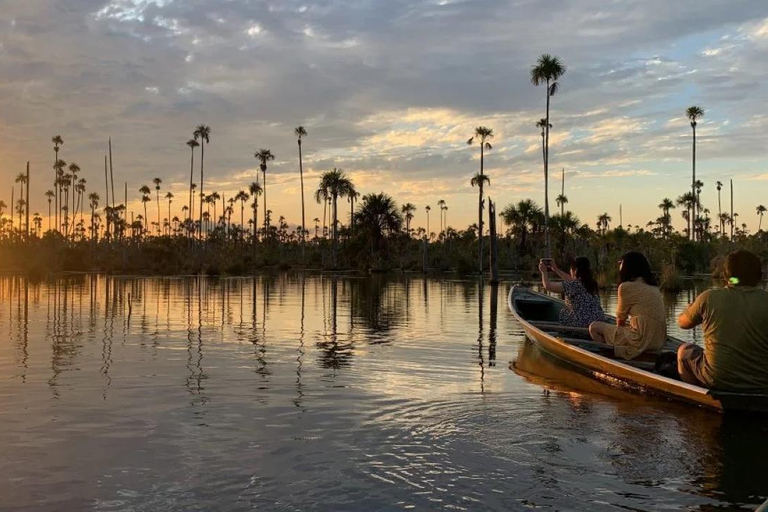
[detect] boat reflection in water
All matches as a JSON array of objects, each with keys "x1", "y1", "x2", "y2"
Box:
[{"x1": 513, "y1": 339, "x2": 768, "y2": 509}]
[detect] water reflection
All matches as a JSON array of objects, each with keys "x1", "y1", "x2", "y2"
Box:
[{"x1": 0, "y1": 275, "x2": 764, "y2": 511}]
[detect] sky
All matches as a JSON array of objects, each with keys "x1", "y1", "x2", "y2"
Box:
[{"x1": 1, "y1": 0, "x2": 768, "y2": 233}]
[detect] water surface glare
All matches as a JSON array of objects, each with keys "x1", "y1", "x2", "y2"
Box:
[{"x1": 0, "y1": 275, "x2": 765, "y2": 511}]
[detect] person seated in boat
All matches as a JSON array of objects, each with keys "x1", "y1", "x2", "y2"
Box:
[
  {"x1": 676, "y1": 250, "x2": 768, "y2": 392},
  {"x1": 588, "y1": 251, "x2": 666, "y2": 360},
  {"x1": 538, "y1": 257, "x2": 605, "y2": 328}
]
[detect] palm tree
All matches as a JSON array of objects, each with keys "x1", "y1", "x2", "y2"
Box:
[
  {"x1": 676, "y1": 192, "x2": 696, "y2": 240},
  {"x1": 255, "y1": 149, "x2": 275, "y2": 236},
  {"x1": 436, "y1": 199, "x2": 445, "y2": 234},
  {"x1": 186, "y1": 139, "x2": 199, "y2": 222},
  {"x1": 295, "y1": 126, "x2": 308, "y2": 244},
  {"x1": 248, "y1": 181, "x2": 262, "y2": 241},
  {"x1": 152, "y1": 177, "x2": 162, "y2": 235},
  {"x1": 535, "y1": 119, "x2": 551, "y2": 167},
  {"x1": 193, "y1": 124, "x2": 211, "y2": 239},
  {"x1": 470, "y1": 171, "x2": 490, "y2": 264},
  {"x1": 315, "y1": 168, "x2": 354, "y2": 267},
  {"x1": 757, "y1": 205, "x2": 766, "y2": 232},
  {"x1": 501, "y1": 199, "x2": 542, "y2": 253},
  {"x1": 235, "y1": 190, "x2": 250, "y2": 235},
  {"x1": 531, "y1": 54, "x2": 566, "y2": 256},
  {"x1": 348, "y1": 188, "x2": 359, "y2": 228},
  {"x1": 356, "y1": 193, "x2": 404, "y2": 257},
  {"x1": 165, "y1": 192, "x2": 174, "y2": 235},
  {"x1": 52, "y1": 135, "x2": 63, "y2": 233},
  {"x1": 88, "y1": 192, "x2": 100, "y2": 241},
  {"x1": 45, "y1": 190, "x2": 54, "y2": 231},
  {"x1": 716, "y1": 180, "x2": 724, "y2": 235},
  {"x1": 467, "y1": 126, "x2": 493, "y2": 272},
  {"x1": 686, "y1": 106, "x2": 704, "y2": 239},
  {"x1": 658, "y1": 198, "x2": 676, "y2": 238},
  {"x1": 597, "y1": 213, "x2": 612, "y2": 234},
  {"x1": 555, "y1": 194, "x2": 568, "y2": 217},
  {"x1": 14, "y1": 172, "x2": 27, "y2": 234},
  {"x1": 401, "y1": 203, "x2": 416, "y2": 235},
  {"x1": 313, "y1": 217, "x2": 320, "y2": 239},
  {"x1": 425, "y1": 205, "x2": 431, "y2": 239},
  {"x1": 139, "y1": 185, "x2": 151, "y2": 232}
]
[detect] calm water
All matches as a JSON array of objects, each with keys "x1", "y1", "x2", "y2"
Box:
[{"x1": 0, "y1": 274, "x2": 765, "y2": 511}]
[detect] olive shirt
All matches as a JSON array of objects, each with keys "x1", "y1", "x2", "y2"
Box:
[{"x1": 682, "y1": 286, "x2": 768, "y2": 392}]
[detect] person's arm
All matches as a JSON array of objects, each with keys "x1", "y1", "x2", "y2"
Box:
[
  {"x1": 615, "y1": 283, "x2": 629, "y2": 326},
  {"x1": 550, "y1": 260, "x2": 574, "y2": 282},
  {"x1": 539, "y1": 260, "x2": 564, "y2": 294},
  {"x1": 678, "y1": 292, "x2": 707, "y2": 330}
]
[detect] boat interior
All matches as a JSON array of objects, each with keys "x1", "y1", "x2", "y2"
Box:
[{"x1": 513, "y1": 289, "x2": 676, "y2": 373}]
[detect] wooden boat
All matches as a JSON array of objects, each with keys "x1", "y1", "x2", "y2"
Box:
[{"x1": 509, "y1": 285, "x2": 768, "y2": 414}]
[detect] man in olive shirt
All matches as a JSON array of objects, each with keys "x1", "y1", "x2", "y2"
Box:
[{"x1": 677, "y1": 250, "x2": 768, "y2": 392}]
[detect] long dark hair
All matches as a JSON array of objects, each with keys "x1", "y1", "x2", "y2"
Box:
[
  {"x1": 571, "y1": 257, "x2": 599, "y2": 295},
  {"x1": 618, "y1": 251, "x2": 658, "y2": 286}
]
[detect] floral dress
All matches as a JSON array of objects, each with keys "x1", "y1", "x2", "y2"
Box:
[{"x1": 559, "y1": 280, "x2": 605, "y2": 328}]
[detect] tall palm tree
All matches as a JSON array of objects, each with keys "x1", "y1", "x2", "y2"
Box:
[
  {"x1": 68, "y1": 163, "x2": 81, "y2": 237},
  {"x1": 14, "y1": 172, "x2": 27, "y2": 233},
  {"x1": 53, "y1": 158, "x2": 66, "y2": 233},
  {"x1": 531, "y1": 54, "x2": 566, "y2": 256},
  {"x1": 467, "y1": 126, "x2": 493, "y2": 273},
  {"x1": 425, "y1": 205, "x2": 431, "y2": 239},
  {"x1": 401, "y1": 203, "x2": 416, "y2": 235},
  {"x1": 255, "y1": 149, "x2": 275, "y2": 236},
  {"x1": 716, "y1": 180, "x2": 723, "y2": 235},
  {"x1": 165, "y1": 192, "x2": 174, "y2": 235},
  {"x1": 686, "y1": 106, "x2": 704, "y2": 239},
  {"x1": 757, "y1": 205, "x2": 766, "y2": 232},
  {"x1": 315, "y1": 168, "x2": 354, "y2": 268},
  {"x1": 470, "y1": 171, "x2": 490, "y2": 257},
  {"x1": 248, "y1": 181, "x2": 262, "y2": 241},
  {"x1": 348, "y1": 188, "x2": 359, "y2": 228},
  {"x1": 313, "y1": 217, "x2": 320, "y2": 239},
  {"x1": 437, "y1": 199, "x2": 446, "y2": 234},
  {"x1": 535, "y1": 119, "x2": 551, "y2": 167},
  {"x1": 235, "y1": 190, "x2": 250, "y2": 234},
  {"x1": 88, "y1": 192, "x2": 100, "y2": 241},
  {"x1": 45, "y1": 189, "x2": 54, "y2": 231},
  {"x1": 153, "y1": 177, "x2": 162, "y2": 235},
  {"x1": 139, "y1": 185, "x2": 151, "y2": 232},
  {"x1": 186, "y1": 139, "x2": 199, "y2": 223},
  {"x1": 194, "y1": 124, "x2": 211, "y2": 239},
  {"x1": 52, "y1": 135, "x2": 63, "y2": 233},
  {"x1": 295, "y1": 126, "x2": 308, "y2": 244}
]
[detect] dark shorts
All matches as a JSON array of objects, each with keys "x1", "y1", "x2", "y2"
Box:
[{"x1": 677, "y1": 343, "x2": 709, "y2": 387}]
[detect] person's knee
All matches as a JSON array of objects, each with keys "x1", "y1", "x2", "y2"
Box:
[{"x1": 588, "y1": 322, "x2": 601, "y2": 340}]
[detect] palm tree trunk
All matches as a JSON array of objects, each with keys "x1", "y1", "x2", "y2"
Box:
[
  {"x1": 332, "y1": 194, "x2": 338, "y2": 268},
  {"x1": 263, "y1": 169, "x2": 267, "y2": 237},
  {"x1": 478, "y1": 144, "x2": 484, "y2": 274},
  {"x1": 168, "y1": 200, "x2": 171, "y2": 236},
  {"x1": 199, "y1": 141, "x2": 205, "y2": 240},
  {"x1": 189, "y1": 147, "x2": 195, "y2": 226},
  {"x1": 299, "y1": 141, "x2": 306, "y2": 245},
  {"x1": 718, "y1": 190, "x2": 722, "y2": 236},
  {"x1": 156, "y1": 191, "x2": 160, "y2": 235},
  {"x1": 691, "y1": 125, "x2": 696, "y2": 241},
  {"x1": 544, "y1": 79, "x2": 551, "y2": 257}
]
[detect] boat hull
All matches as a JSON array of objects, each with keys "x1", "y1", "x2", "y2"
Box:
[{"x1": 509, "y1": 286, "x2": 768, "y2": 414}]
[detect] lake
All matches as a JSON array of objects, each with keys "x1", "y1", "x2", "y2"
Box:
[{"x1": 0, "y1": 274, "x2": 765, "y2": 511}]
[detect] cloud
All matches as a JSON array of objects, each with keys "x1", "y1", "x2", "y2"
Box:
[{"x1": 1, "y1": 0, "x2": 768, "y2": 232}]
